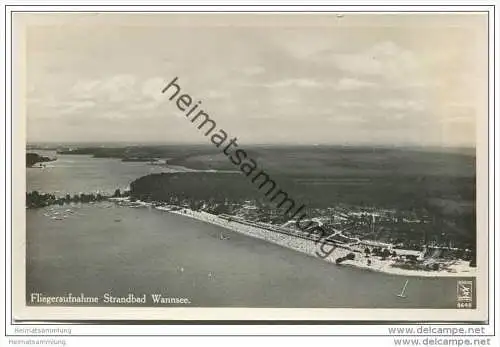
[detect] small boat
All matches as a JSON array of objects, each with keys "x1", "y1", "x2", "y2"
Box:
[{"x1": 397, "y1": 279, "x2": 409, "y2": 298}]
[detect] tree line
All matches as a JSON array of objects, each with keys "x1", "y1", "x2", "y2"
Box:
[{"x1": 25, "y1": 189, "x2": 127, "y2": 208}]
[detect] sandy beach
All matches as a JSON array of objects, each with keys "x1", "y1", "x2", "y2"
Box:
[{"x1": 110, "y1": 198, "x2": 476, "y2": 278}]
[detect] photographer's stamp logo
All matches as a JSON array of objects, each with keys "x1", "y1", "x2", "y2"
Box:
[{"x1": 457, "y1": 280, "x2": 473, "y2": 303}]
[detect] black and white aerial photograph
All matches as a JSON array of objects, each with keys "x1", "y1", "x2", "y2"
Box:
[{"x1": 13, "y1": 11, "x2": 490, "y2": 322}]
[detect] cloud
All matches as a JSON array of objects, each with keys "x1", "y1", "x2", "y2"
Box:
[
  {"x1": 25, "y1": 16, "x2": 483, "y2": 146},
  {"x1": 28, "y1": 74, "x2": 172, "y2": 122},
  {"x1": 69, "y1": 75, "x2": 136, "y2": 102},
  {"x1": 336, "y1": 101, "x2": 365, "y2": 108},
  {"x1": 378, "y1": 99, "x2": 425, "y2": 112},
  {"x1": 241, "y1": 66, "x2": 265, "y2": 76},
  {"x1": 328, "y1": 115, "x2": 366, "y2": 124},
  {"x1": 205, "y1": 90, "x2": 231, "y2": 99},
  {"x1": 141, "y1": 77, "x2": 167, "y2": 101},
  {"x1": 331, "y1": 41, "x2": 421, "y2": 85},
  {"x1": 335, "y1": 78, "x2": 377, "y2": 90},
  {"x1": 98, "y1": 75, "x2": 136, "y2": 102},
  {"x1": 70, "y1": 80, "x2": 102, "y2": 99},
  {"x1": 445, "y1": 116, "x2": 474, "y2": 124},
  {"x1": 59, "y1": 100, "x2": 96, "y2": 115},
  {"x1": 264, "y1": 78, "x2": 322, "y2": 88},
  {"x1": 100, "y1": 111, "x2": 129, "y2": 120},
  {"x1": 256, "y1": 77, "x2": 376, "y2": 93}
]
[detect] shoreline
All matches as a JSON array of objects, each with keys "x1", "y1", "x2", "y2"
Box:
[{"x1": 110, "y1": 198, "x2": 477, "y2": 278}]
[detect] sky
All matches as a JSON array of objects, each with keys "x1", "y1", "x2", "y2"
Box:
[{"x1": 19, "y1": 13, "x2": 487, "y2": 146}]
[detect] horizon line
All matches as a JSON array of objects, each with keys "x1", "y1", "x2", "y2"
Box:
[{"x1": 26, "y1": 141, "x2": 476, "y2": 149}]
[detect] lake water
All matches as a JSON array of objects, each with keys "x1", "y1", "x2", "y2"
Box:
[
  {"x1": 26, "y1": 153, "x2": 474, "y2": 308},
  {"x1": 27, "y1": 151, "x2": 195, "y2": 196}
]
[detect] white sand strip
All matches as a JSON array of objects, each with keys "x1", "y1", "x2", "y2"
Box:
[{"x1": 159, "y1": 206, "x2": 476, "y2": 278}]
